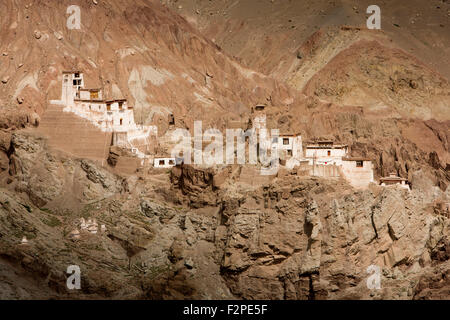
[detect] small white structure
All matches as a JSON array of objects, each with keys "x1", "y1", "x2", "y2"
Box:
[
  {"x1": 153, "y1": 157, "x2": 176, "y2": 168},
  {"x1": 20, "y1": 236, "x2": 29, "y2": 245},
  {"x1": 252, "y1": 104, "x2": 267, "y2": 130},
  {"x1": 55, "y1": 71, "x2": 85, "y2": 106},
  {"x1": 69, "y1": 229, "x2": 81, "y2": 240},
  {"x1": 80, "y1": 218, "x2": 99, "y2": 234},
  {"x1": 86, "y1": 218, "x2": 98, "y2": 234},
  {"x1": 276, "y1": 135, "x2": 295, "y2": 155},
  {"x1": 380, "y1": 173, "x2": 410, "y2": 190},
  {"x1": 271, "y1": 134, "x2": 304, "y2": 169},
  {"x1": 305, "y1": 141, "x2": 349, "y2": 166},
  {"x1": 341, "y1": 157, "x2": 374, "y2": 188},
  {"x1": 88, "y1": 225, "x2": 98, "y2": 234},
  {"x1": 80, "y1": 218, "x2": 87, "y2": 231}
]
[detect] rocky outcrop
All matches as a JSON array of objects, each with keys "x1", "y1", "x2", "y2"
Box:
[
  {"x1": 4, "y1": 132, "x2": 124, "y2": 207},
  {"x1": 0, "y1": 108, "x2": 33, "y2": 130},
  {"x1": 107, "y1": 147, "x2": 122, "y2": 167},
  {"x1": 170, "y1": 164, "x2": 216, "y2": 207},
  {"x1": 140, "y1": 198, "x2": 176, "y2": 223},
  {"x1": 81, "y1": 160, "x2": 122, "y2": 192},
  {"x1": 0, "y1": 136, "x2": 449, "y2": 299}
]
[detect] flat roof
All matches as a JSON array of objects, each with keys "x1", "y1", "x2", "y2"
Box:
[
  {"x1": 306, "y1": 140, "x2": 335, "y2": 144},
  {"x1": 62, "y1": 71, "x2": 82, "y2": 74},
  {"x1": 380, "y1": 176, "x2": 407, "y2": 181},
  {"x1": 280, "y1": 134, "x2": 296, "y2": 137},
  {"x1": 74, "y1": 99, "x2": 105, "y2": 103},
  {"x1": 306, "y1": 144, "x2": 348, "y2": 149},
  {"x1": 79, "y1": 88, "x2": 101, "y2": 92},
  {"x1": 105, "y1": 99, "x2": 127, "y2": 103},
  {"x1": 342, "y1": 157, "x2": 372, "y2": 161}
]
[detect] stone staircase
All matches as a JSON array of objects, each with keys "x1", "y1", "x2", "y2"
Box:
[{"x1": 37, "y1": 105, "x2": 112, "y2": 162}]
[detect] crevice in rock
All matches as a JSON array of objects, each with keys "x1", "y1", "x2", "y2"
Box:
[
  {"x1": 308, "y1": 274, "x2": 315, "y2": 300},
  {"x1": 388, "y1": 223, "x2": 397, "y2": 241},
  {"x1": 369, "y1": 206, "x2": 379, "y2": 241}
]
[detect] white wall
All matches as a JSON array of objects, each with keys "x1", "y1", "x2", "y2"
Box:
[
  {"x1": 341, "y1": 160, "x2": 374, "y2": 188},
  {"x1": 293, "y1": 136, "x2": 303, "y2": 159},
  {"x1": 278, "y1": 137, "x2": 294, "y2": 150},
  {"x1": 154, "y1": 158, "x2": 176, "y2": 168},
  {"x1": 381, "y1": 180, "x2": 410, "y2": 190},
  {"x1": 79, "y1": 91, "x2": 90, "y2": 100},
  {"x1": 61, "y1": 72, "x2": 84, "y2": 107},
  {"x1": 305, "y1": 147, "x2": 347, "y2": 165},
  {"x1": 253, "y1": 114, "x2": 266, "y2": 129},
  {"x1": 79, "y1": 90, "x2": 101, "y2": 100}
]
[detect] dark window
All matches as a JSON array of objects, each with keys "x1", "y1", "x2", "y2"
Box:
[
  {"x1": 73, "y1": 80, "x2": 77, "y2": 85},
  {"x1": 74, "y1": 73, "x2": 80, "y2": 78},
  {"x1": 356, "y1": 161, "x2": 363, "y2": 167},
  {"x1": 327, "y1": 150, "x2": 331, "y2": 156},
  {"x1": 169, "y1": 160, "x2": 175, "y2": 165},
  {"x1": 159, "y1": 160, "x2": 165, "y2": 166},
  {"x1": 90, "y1": 91, "x2": 99, "y2": 99},
  {"x1": 283, "y1": 138, "x2": 289, "y2": 145},
  {"x1": 287, "y1": 150, "x2": 293, "y2": 156},
  {"x1": 107, "y1": 104, "x2": 111, "y2": 111},
  {"x1": 120, "y1": 118, "x2": 123, "y2": 125}
]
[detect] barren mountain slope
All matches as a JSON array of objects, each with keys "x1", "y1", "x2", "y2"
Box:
[
  {"x1": 0, "y1": 0, "x2": 449, "y2": 300},
  {"x1": 0, "y1": 0, "x2": 296, "y2": 133},
  {"x1": 166, "y1": 0, "x2": 450, "y2": 166},
  {"x1": 168, "y1": 0, "x2": 450, "y2": 79},
  {"x1": 168, "y1": 0, "x2": 450, "y2": 119}
]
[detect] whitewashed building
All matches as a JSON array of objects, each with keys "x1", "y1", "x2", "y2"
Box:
[
  {"x1": 341, "y1": 157, "x2": 375, "y2": 188},
  {"x1": 153, "y1": 156, "x2": 177, "y2": 168},
  {"x1": 305, "y1": 141, "x2": 349, "y2": 166},
  {"x1": 271, "y1": 134, "x2": 304, "y2": 169},
  {"x1": 380, "y1": 173, "x2": 410, "y2": 190},
  {"x1": 50, "y1": 71, "x2": 157, "y2": 158}
]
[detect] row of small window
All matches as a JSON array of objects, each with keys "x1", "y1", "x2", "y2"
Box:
[
  {"x1": 63, "y1": 78, "x2": 82, "y2": 86},
  {"x1": 106, "y1": 102, "x2": 125, "y2": 110},
  {"x1": 272, "y1": 137, "x2": 291, "y2": 145},
  {"x1": 158, "y1": 159, "x2": 175, "y2": 166},
  {"x1": 84, "y1": 104, "x2": 124, "y2": 111},
  {"x1": 96, "y1": 118, "x2": 126, "y2": 125}
]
